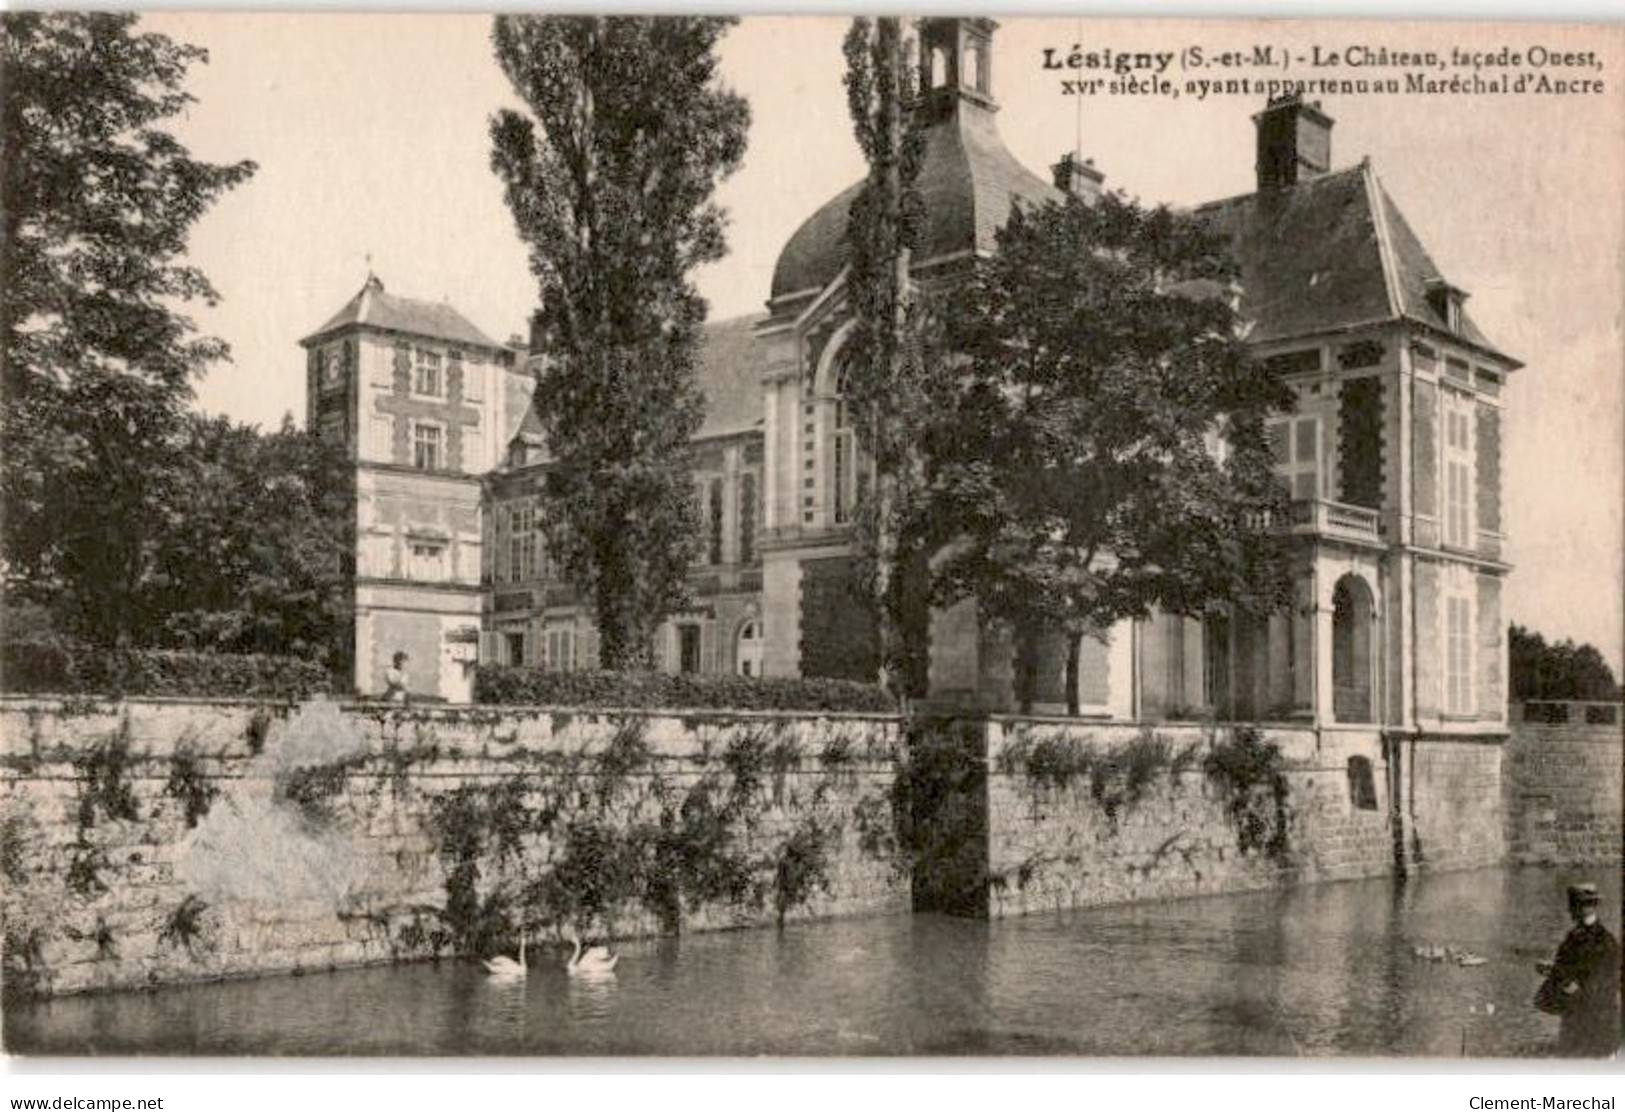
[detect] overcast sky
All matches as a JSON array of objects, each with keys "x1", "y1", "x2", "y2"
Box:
[{"x1": 146, "y1": 14, "x2": 1623, "y2": 672}]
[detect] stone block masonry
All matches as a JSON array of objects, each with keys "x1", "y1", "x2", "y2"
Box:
[
  {"x1": 976, "y1": 718, "x2": 1398, "y2": 918},
  {"x1": 1503, "y1": 702, "x2": 1623, "y2": 866},
  {"x1": 0, "y1": 697, "x2": 907, "y2": 999}
]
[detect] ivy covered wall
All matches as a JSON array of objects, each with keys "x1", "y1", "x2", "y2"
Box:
[{"x1": 0, "y1": 697, "x2": 907, "y2": 999}]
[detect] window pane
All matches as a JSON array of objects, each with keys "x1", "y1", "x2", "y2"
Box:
[
  {"x1": 1294, "y1": 418, "x2": 1317, "y2": 464},
  {"x1": 1293, "y1": 470, "x2": 1317, "y2": 500}
]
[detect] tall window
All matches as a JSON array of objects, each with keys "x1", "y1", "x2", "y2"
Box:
[
  {"x1": 414, "y1": 348, "x2": 443, "y2": 397},
  {"x1": 1269, "y1": 417, "x2": 1320, "y2": 500},
  {"x1": 545, "y1": 626, "x2": 575, "y2": 672},
  {"x1": 736, "y1": 619, "x2": 762, "y2": 677},
  {"x1": 1446, "y1": 596, "x2": 1474, "y2": 715},
  {"x1": 678, "y1": 624, "x2": 702, "y2": 674},
  {"x1": 508, "y1": 503, "x2": 538, "y2": 583},
  {"x1": 739, "y1": 472, "x2": 757, "y2": 565},
  {"x1": 413, "y1": 423, "x2": 442, "y2": 471},
  {"x1": 832, "y1": 363, "x2": 856, "y2": 525},
  {"x1": 1444, "y1": 396, "x2": 1474, "y2": 548},
  {"x1": 708, "y1": 478, "x2": 724, "y2": 565},
  {"x1": 1202, "y1": 614, "x2": 1231, "y2": 712},
  {"x1": 321, "y1": 348, "x2": 345, "y2": 392}
]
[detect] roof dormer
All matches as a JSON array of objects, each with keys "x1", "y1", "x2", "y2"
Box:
[{"x1": 1425, "y1": 278, "x2": 1469, "y2": 335}]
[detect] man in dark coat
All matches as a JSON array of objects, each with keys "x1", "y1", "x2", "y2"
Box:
[{"x1": 1535, "y1": 883, "x2": 1621, "y2": 1057}]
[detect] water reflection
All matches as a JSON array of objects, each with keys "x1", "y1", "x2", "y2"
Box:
[{"x1": 5, "y1": 865, "x2": 1617, "y2": 1057}]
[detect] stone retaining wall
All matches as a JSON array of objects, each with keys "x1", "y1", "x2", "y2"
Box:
[
  {"x1": 974, "y1": 719, "x2": 1396, "y2": 918},
  {"x1": 1503, "y1": 702, "x2": 1623, "y2": 866},
  {"x1": 0, "y1": 696, "x2": 906, "y2": 999}
]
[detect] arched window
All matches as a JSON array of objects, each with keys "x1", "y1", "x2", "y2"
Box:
[
  {"x1": 1332, "y1": 575, "x2": 1375, "y2": 723},
  {"x1": 736, "y1": 619, "x2": 763, "y2": 677},
  {"x1": 929, "y1": 46, "x2": 949, "y2": 89}
]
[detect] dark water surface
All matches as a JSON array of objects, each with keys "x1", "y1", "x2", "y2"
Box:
[{"x1": 6, "y1": 866, "x2": 1619, "y2": 1057}]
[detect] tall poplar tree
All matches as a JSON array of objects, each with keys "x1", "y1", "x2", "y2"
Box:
[
  {"x1": 841, "y1": 17, "x2": 937, "y2": 700},
  {"x1": 489, "y1": 16, "x2": 749, "y2": 669}
]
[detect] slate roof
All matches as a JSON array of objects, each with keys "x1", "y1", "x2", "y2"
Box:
[
  {"x1": 694, "y1": 313, "x2": 766, "y2": 439},
  {"x1": 505, "y1": 313, "x2": 765, "y2": 464},
  {"x1": 302, "y1": 275, "x2": 504, "y2": 351},
  {"x1": 1195, "y1": 162, "x2": 1513, "y2": 362},
  {"x1": 770, "y1": 100, "x2": 1061, "y2": 302}
]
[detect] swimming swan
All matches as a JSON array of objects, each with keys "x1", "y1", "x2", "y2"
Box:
[
  {"x1": 565, "y1": 929, "x2": 618, "y2": 976},
  {"x1": 483, "y1": 931, "x2": 527, "y2": 980}
]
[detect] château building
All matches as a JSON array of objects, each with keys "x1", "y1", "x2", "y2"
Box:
[{"x1": 303, "y1": 17, "x2": 1517, "y2": 747}]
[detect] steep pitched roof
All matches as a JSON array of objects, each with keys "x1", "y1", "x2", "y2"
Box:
[
  {"x1": 1195, "y1": 162, "x2": 1514, "y2": 363},
  {"x1": 505, "y1": 313, "x2": 765, "y2": 462},
  {"x1": 695, "y1": 313, "x2": 766, "y2": 439},
  {"x1": 302, "y1": 275, "x2": 503, "y2": 351}
]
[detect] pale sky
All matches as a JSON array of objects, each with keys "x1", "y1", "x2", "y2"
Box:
[{"x1": 147, "y1": 14, "x2": 1624, "y2": 672}]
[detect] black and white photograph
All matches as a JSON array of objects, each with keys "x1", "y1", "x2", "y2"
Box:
[{"x1": 0, "y1": 9, "x2": 1620, "y2": 1075}]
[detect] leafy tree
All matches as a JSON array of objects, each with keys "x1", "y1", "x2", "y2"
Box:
[
  {"x1": 922, "y1": 193, "x2": 1295, "y2": 713},
  {"x1": 488, "y1": 16, "x2": 749, "y2": 669},
  {"x1": 1509, "y1": 624, "x2": 1621, "y2": 702},
  {"x1": 840, "y1": 17, "x2": 935, "y2": 700},
  {"x1": 153, "y1": 415, "x2": 354, "y2": 671},
  {"x1": 1, "y1": 13, "x2": 256, "y2": 643}
]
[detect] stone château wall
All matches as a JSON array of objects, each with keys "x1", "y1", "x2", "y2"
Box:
[
  {"x1": 0, "y1": 696, "x2": 906, "y2": 999},
  {"x1": 1502, "y1": 701, "x2": 1623, "y2": 866},
  {"x1": 949, "y1": 718, "x2": 1398, "y2": 918}
]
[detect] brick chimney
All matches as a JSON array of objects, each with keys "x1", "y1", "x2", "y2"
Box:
[
  {"x1": 1051, "y1": 152, "x2": 1105, "y2": 202},
  {"x1": 1253, "y1": 94, "x2": 1333, "y2": 190}
]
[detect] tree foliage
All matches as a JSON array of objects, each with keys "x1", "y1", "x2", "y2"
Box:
[
  {"x1": 488, "y1": 16, "x2": 749, "y2": 669},
  {"x1": 1, "y1": 13, "x2": 256, "y2": 641},
  {"x1": 5, "y1": 408, "x2": 354, "y2": 670},
  {"x1": 840, "y1": 17, "x2": 935, "y2": 699},
  {"x1": 921, "y1": 192, "x2": 1296, "y2": 711},
  {"x1": 153, "y1": 415, "x2": 354, "y2": 669},
  {"x1": 1509, "y1": 624, "x2": 1621, "y2": 702}
]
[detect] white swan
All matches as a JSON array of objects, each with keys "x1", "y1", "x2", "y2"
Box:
[
  {"x1": 565, "y1": 928, "x2": 618, "y2": 976},
  {"x1": 483, "y1": 930, "x2": 527, "y2": 980}
]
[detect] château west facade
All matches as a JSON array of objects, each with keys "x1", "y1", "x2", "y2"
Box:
[{"x1": 300, "y1": 18, "x2": 1516, "y2": 745}]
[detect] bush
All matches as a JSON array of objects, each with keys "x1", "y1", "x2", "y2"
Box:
[
  {"x1": 1, "y1": 640, "x2": 329, "y2": 699},
  {"x1": 473, "y1": 665, "x2": 895, "y2": 714}
]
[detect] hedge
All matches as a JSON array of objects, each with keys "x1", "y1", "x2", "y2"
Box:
[
  {"x1": 1, "y1": 641, "x2": 330, "y2": 699},
  {"x1": 474, "y1": 665, "x2": 896, "y2": 714}
]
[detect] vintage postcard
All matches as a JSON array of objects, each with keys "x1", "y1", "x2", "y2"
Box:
[{"x1": 1, "y1": 13, "x2": 1620, "y2": 1067}]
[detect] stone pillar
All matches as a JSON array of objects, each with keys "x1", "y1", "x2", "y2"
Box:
[
  {"x1": 1315, "y1": 567, "x2": 1336, "y2": 726},
  {"x1": 1292, "y1": 574, "x2": 1317, "y2": 716}
]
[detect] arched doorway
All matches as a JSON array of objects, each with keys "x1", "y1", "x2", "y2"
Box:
[
  {"x1": 736, "y1": 618, "x2": 763, "y2": 678},
  {"x1": 1331, "y1": 575, "x2": 1375, "y2": 723}
]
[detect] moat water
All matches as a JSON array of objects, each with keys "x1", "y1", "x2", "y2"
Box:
[{"x1": 5, "y1": 865, "x2": 1618, "y2": 1057}]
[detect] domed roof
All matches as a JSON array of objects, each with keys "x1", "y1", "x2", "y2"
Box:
[{"x1": 770, "y1": 97, "x2": 1061, "y2": 303}]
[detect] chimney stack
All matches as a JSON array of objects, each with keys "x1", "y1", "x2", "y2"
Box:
[
  {"x1": 1253, "y1": 94, "x2": 1333, "y2": 190},
  {"x1": 1052, "y1": 152, "x2": 1105, "y2": 202}
]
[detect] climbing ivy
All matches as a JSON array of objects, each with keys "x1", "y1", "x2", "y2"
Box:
[
  {"x1": 158, "y1": 894, "x2": 211, "y2": 956},
  {"x1": 997, "y1": 729, "x2": 1196, "y2": 827},
  {"x1": 423, "y1": 721, "x2": 898, "y2": 956},
  {"x1": 73, "y1": 723, "x2": 140, "y2": 829},
  {"x1": 1204, "y1": 727, "x2": 1292, "y2": 863},
  {"x1": 165, "y1": 742, "x2": 220, "y2": 829}
]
